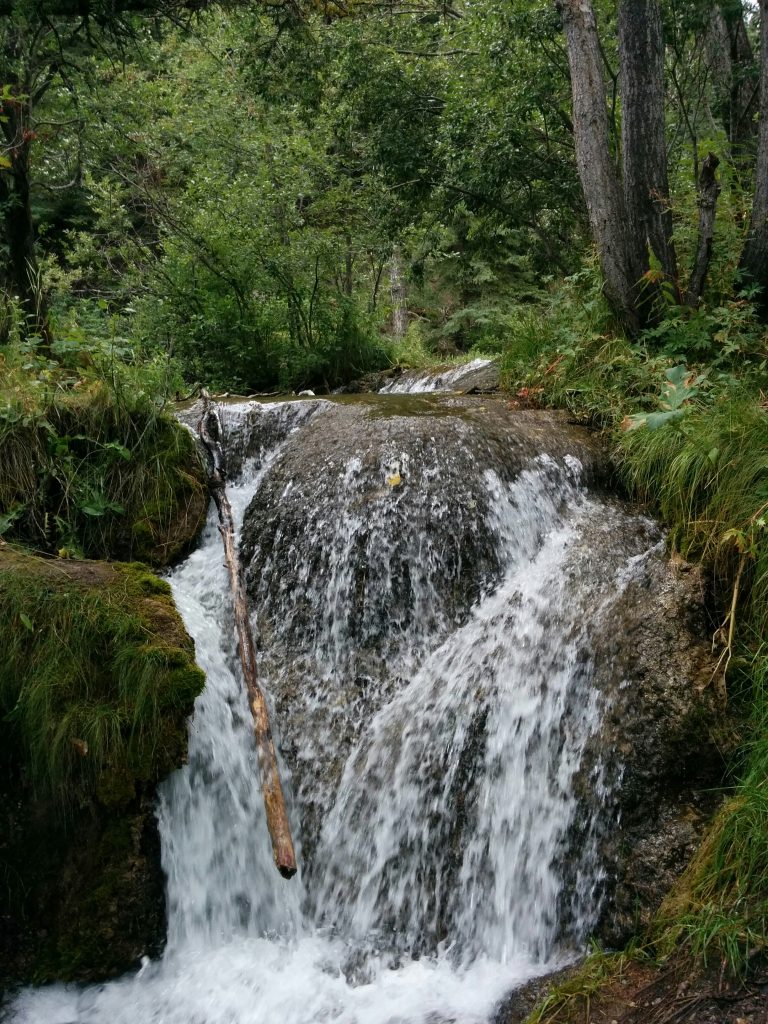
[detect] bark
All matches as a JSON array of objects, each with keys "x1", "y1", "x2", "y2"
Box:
[
  {"x1": 707, "y1": 3, "x2": 758, "y2": 154},
  {"x1": 556, "y1": 0, "x2": 639, "y2": 333},
  {"x1": 197, "y1": 394, "x2": 298, "y2": 880},
  {"x1": 687, "y1": 153, "x2": 721, "y2": 305},
  {"x1": 740, "y1": 0, "x2": 768, "y2": 313},
  {"x1": 619, "y1": 0, "x2": 677, "y2": 289}
]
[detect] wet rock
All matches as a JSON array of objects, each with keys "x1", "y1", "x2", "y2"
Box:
[
  {"x1": 559, "y1": 531, "x2": 724, "y2": 947},
  {"x1": 235, "y1": 394, "x2": 722, "y2": 936},
  {"x1": 378, "y1": 358, "x2": 500, "y2": 394},
  {"x1": 239, "y1": 397, "x2": 605, "y2": 865},
  {"x1": 158, "y1": 392, "x2": 727, "y2": 963}
]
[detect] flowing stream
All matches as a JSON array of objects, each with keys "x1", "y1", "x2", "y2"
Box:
[{"x1": 10, "y1": 396, "x2": 664, "y2": 1024}]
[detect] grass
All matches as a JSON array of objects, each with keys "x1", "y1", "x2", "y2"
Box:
[
  {"x1": 0, "y1": 547, "x2": 205, "y2": 808},
  {"x1": 0, "y1": 354, "x2": 208, "y2": 565},
  {"x1": 524, "y1": 945, "x2": 644, "y2": 1024},
  {"x1": 652, "y1": 647, "x2": 768, "y2": 971}
]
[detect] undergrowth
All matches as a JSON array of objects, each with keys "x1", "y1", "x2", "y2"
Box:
[
  {"x1": 0, "y1": 340, "x2": 207, "y2": 565},
  {"x1": 0, "y1": 547, "x2": 204, "y2": 808}
]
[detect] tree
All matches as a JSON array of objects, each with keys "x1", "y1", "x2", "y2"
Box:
[
  {"x1": 619, "y1": 0, "x2": 676, "y2": 287},
  {"x1": 739, "y1": 0, "x2": 768, "y2": 312},
  {"x1": 555, "y1": 0, "x2": 640, "y2": 331},
  {"x1": 556, "y1": 0, "x2": 726, "y2": 329},
  {"x1": 0, "y1": 0, "x2": 212, "y2": 345}
]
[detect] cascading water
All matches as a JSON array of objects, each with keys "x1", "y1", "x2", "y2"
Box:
[
  {"x1": 10, "y1": 396, "x2": 666, "y2": 1024},
  {"x1": 378, "y1": 357, "x2": 494, "y2": 393}
]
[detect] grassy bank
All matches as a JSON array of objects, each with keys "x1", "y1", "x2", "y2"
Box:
[{"x1": 0, "y1": 350, "x2": 207, "y2": 566}]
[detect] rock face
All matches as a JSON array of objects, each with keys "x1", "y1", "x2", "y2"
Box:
[
  {"x1": 562, "y1": 536, "x2": 724, "y2": 945},
  {"x1": 234, "y1": 394, "x2": 723, "y2": 943},
  {"x1": 0, "y1": 552, "x2": 205, "y2": 986}
]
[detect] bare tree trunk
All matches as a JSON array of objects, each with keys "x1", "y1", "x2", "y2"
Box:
[
  {"x1": 740, "y1": 0, "x2": 768, "y2": 314},
  {"x1": 687, "y1": 153, "x2": 722, "y2": 305},
  {"x1": 556, "y1": 0, "x2": 639, "y2": 333},
  {"x1": 197, "y1": 394, "x2": 298, "y2": 880},
  {"x1": 0, "y1": 98, "x2": 52, "y2": 349},
  {"x1": 619, "y1": 0, "x2": 677, "y2": 292},
  {"x1": 708, "y1": 3, "x2": 758, "y2": 155},
  {"x1": 389, "y1": 246, "x2": 408, "y2": 339}
]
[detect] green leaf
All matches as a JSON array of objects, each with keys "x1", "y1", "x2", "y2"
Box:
[
  {"x1": 645, "y1": 409, "x2": 685, "y2": 430},
  {"x1": 19, "y1": 612, "x2": 34, "y2": 631}
]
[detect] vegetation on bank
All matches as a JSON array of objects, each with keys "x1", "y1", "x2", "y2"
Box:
[
  {"x1": 0, "y1": 342, "x2": 208, "y2": 565},
  {"x1": 0, "y1": 547, "x2": 205, "y2": 808}
]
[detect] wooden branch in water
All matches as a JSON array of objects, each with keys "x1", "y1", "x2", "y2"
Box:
[{"x1": 197, "y1": 391, "x2": 298, "y2": 880}]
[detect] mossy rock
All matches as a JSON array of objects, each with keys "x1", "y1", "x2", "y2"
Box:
[{"x1": 0, "y1": 548, "x2": 205, "y2": 986}]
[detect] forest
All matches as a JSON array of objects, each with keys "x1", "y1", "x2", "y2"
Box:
[{"x1": 3, "y1": 0, "x2": 768, "y2": 1020}]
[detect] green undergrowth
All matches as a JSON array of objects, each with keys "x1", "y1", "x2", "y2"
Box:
[
  {"x1": 499, "y1": 274, "x2": 768, "y2": 974},
  {"x1": 0, "y1": 547, "x2": 205, "y2": 809},
  {"x1": 524, "y1": 945, "x2": 645, "y2": 1024},
  {"x1": 0, "y1": 351, "x2": 208, "y2": 566}
]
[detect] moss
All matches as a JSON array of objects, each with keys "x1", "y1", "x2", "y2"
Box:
[
  {"x1": 0, "y1": 547, "x2": 204, "y2": 809},
  {"x1": 0, "y1": 547, "x2": 203, "y2": 986}
]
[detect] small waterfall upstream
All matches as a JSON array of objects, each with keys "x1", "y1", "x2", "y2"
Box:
[
  {"x1": 10, "y1": 396, "x2": 666, "y2": 1024},
  {"x1": 378, "y1": 358, "x2": 494, "y2": 393}
]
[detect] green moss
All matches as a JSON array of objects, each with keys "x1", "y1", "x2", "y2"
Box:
[{"x1": 0, "y1": 547, "x2": 205, "y2": 809}]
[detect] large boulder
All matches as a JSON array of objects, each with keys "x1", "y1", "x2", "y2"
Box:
[{"x1": 234, "y1": 395, "x2": 723, "y2": 936}]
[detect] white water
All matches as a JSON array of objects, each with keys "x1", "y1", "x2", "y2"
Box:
[
  {"x1": 10, "y1": 400, "x2": 659, "y2": 1024},
  {"x1": 379, "y1": 358, "x2": 494, "y2": 393}
]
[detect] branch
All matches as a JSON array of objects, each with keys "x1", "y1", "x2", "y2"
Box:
[{"x1": 197, "y1": 394, "x2": 298, "y2": 880}]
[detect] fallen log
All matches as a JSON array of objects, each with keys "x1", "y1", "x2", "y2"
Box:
[{"x1": 197, "y1": 391, "x2": 297, "y2": 879}]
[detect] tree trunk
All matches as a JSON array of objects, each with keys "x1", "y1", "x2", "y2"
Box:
[
  {"x1": 687, "y1": 153, "x2": 721, "y2": 305},
  {"x1": 556, "y1": 0, "x2": 639, "y2": 333},
  {"x1": 197, "y1": 394, "x2": 298, "y2": 880},
  {"x1": 0, "y1": 98, "x2": 52, "y2": 349},
  {"x1": 740, "y1": 0, "x2": 768, "y2": 314},
  {"x1": 619, "y1": 0, "x2": 677, "y2": 295},
  {"x1": 389, "y1": 246, "x2": 408, "y2": 339},
  {"x1": 708, "y1": 3, "x2": 758, "y2": 155}
]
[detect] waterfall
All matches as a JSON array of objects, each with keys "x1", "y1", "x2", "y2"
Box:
[
  {"x1": 9, "y1": 397, "x2": 664, "y2": 1024},
  {"x1": 378, "y1": 357, "x2": 494, "y2": 393}
]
